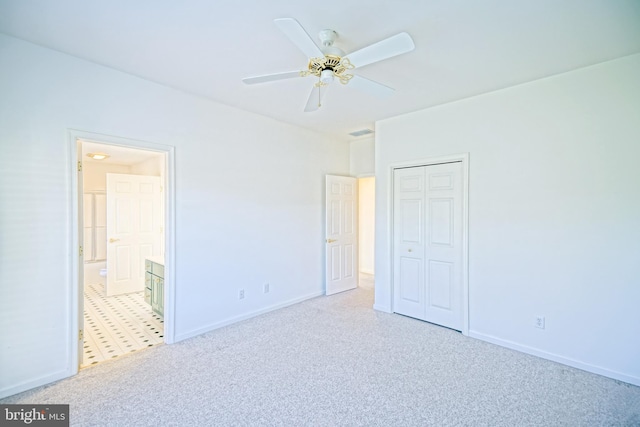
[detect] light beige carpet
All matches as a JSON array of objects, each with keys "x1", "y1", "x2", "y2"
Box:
[{"x1": 3, "y1": 284, "x2": 639, "y2": 426}]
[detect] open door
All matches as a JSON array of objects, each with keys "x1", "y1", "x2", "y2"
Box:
[
  {"x1": 325, "y1": 175, "x2": 358, "y2": 295},
  {"x1": 106, "y1": 173, "x2": 162, "y2": 296}
]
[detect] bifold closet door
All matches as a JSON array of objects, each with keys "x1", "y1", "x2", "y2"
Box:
[{"x1": 393, "y1": 162, "x2": 463, "y2": 331}]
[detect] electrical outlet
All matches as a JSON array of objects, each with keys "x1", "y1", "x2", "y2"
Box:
[
  {"x1": 263, "y1": 283, "x2": 270, "y2": 293},
  {"x1": 239, "y1": 289, "x2": 245, "y2": 300},
  {"x1": 535, "y1": 316, "x2": 545, "y2": 329}
]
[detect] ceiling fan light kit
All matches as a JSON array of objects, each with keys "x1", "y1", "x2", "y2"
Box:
[
  {"x1": 304, "y1": 55, "x2": 354, "y2": 85},
  {"x1": 242, "y1": 18, "x2": 415, "y2": 112},
  {"x1": 320, "y1": 69, "x2": 335, "y2": 84}
]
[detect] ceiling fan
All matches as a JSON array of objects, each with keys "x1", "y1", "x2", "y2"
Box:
[{"x1": 242, "y1": 18, "x2": 415, "y2": 112}]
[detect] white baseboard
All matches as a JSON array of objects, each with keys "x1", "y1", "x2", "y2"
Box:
[
  {"x1": 469, "y1": 330, "x2": 640, "y2": 387},
  {"x1": 373, "y1": 303, "x2": 392, "y2": 313},
  {"x1": 175, "y1": 291, "x2": 324, "y2": 343},
  {"x1": 0, "y1": 369, "x2": 72, "y2": 400}
]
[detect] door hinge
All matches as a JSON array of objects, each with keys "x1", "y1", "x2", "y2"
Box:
[
  {"x1": 77, "y1": 161, "x2": 82, "y2": 172},
  {"x1": 79, "y1": 329, "x2": 84, "y2": 341},
  {"x1": 79, "y1": 246, "x2": 83, "y2": 257}
]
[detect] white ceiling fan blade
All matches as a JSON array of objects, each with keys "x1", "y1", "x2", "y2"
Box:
[
  {"x1": 274, "y1": 18, "x2": 324, "y2": 59},
  {"x1": 344, "y1": 32, "x2": 415, "y2": 69},
  {"x1": 304, "y1": 85, "x2": 329, "y2": 112},
  {"x1": 348, "y1": 75, "x2": 395, "y2": 99},
  {"x1": 242, "y1": 71, "x2": 302, "y2": 85}
]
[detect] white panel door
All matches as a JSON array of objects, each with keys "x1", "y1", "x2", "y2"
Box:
[
  {"x1": 106, "y1": 174, "x2": 162, "y2": 296},
  {"x1": 424, "y1": 162, "x2": 463, "y2": 329},
  {"x1": 325, "y1": 175, "x2": 358, "y2": 295},
  {"x1": 393, "y1": 162, "x2": 463, "y2": 330},
  {"x1": 393, "y1": 167, "x2": 427, "y2": 319}
]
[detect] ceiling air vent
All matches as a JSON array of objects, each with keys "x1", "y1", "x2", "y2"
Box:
[{"x1": 348, "y1": 128, "x2": 374, "y2": 137}]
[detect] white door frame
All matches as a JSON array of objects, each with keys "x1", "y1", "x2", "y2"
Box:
[
  {"x1": 68, "y1": 129, "x2": 176, "y2": 374},
  {"x1": 389, "y1": 153, "x2": 469, "y2": 335}
]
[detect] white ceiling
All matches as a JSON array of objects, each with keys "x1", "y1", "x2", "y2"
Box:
[{"x1": 1, "y1": 0, "x2": 639, "y2": 140}]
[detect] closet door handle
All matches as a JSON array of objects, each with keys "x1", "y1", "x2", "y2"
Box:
[
  {"x1": 326, "y1": 238, "x2": 337, "y2": 243},
  {"x1": 109, "y1": 238, "x2": 120, "y2": 243}
]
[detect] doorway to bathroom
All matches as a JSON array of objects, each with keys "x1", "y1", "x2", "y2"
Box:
[{"x1": 72, "y1": 130, "x2": 175, "y2": 370}]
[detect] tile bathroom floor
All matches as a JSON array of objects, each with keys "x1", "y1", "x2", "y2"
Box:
[{"x1": 82, "y1": 283, "x2": 164, "y2": 368}]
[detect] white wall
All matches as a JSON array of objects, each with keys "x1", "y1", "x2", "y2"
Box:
[
  {"x1": 130, "y1": 155, "x2": 163, "y2": 177},
  {"x1": 349, "y1": 137, "x2": 374, "y2": 177},
  {"x1": 83, "y1": 162, "x2": 132, "y2": 192},
  {"x1": 0, "y1": 34, "x2": 349, "y2": 397},
  {"x1": 358, "y1": 177, "x2": 375, "y2": 275},
  {"x1": 375, "y1": 54, "x2": 640, "y2": 386}
]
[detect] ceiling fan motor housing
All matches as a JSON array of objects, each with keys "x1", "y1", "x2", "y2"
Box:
[
  {"x1": 308, "y1": 55, "x2": 354, "y2": 84},
  {"x1": 307, "y1": 29, "x2": 353, "y2": 84}
]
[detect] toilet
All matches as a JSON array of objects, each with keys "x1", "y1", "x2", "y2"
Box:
[{"x1": 99, "y1": 268, "x2": 107, "y2": 277}]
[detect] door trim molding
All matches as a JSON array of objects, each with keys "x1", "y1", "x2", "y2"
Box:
[
  {"x1": 388, "y1": 153, "x2": 469, "y2": 335},
  {"x1": 68, "y1": 129, "x2": 176, "y2": 375}
]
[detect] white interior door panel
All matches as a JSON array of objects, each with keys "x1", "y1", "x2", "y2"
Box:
[{"x1": 325, "y1": 175, "x2": 358, "y2": 295}]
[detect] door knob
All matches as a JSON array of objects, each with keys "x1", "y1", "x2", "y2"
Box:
[
  {"x1": 408, "y1": 248, "x2": 413, "y2": 252},
  {"x1": 326, "y1": 238, "x2": 337, "y2": 243},
  {"x1": 109, "y1": 238, "x2": 120, "y2": 243}
]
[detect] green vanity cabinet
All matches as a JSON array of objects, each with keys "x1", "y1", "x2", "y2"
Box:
[
  {"x1": 145, "y1": 258, "x2": 164, "y2": 317},
  {"x1": 144, "y1": 270, "x2": 152, "y2": 305}
]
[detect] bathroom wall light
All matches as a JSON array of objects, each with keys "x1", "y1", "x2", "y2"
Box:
[{"x1": 86, "y1": 152, "x2": 110, "y2": 160}]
